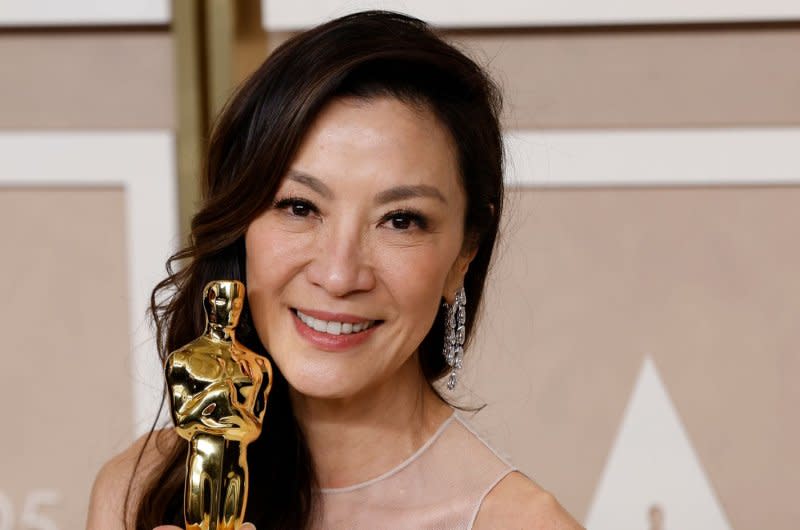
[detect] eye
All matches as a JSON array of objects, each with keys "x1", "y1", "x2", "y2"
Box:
[
  {"x1": 382, "y1": 210, "x2": 428, "y2": 231},
  {"x1": 273, "y1": 196, "x2": 317, "y2": 218}
]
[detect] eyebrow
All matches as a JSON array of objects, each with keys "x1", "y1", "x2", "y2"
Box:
[
  {"x1": 375, "y1": 184, "x2": 447, "y2": 205},
  {"x1": 287, "y1": 170, "x2": 333, "y2": 198},
  {"x1": 286, "y1": 170, "x2": 447, "y2": 205}
]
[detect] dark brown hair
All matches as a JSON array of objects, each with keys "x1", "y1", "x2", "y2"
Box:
[{"x1": 130, "y1": 10, "x2": 504, "y2": 529}]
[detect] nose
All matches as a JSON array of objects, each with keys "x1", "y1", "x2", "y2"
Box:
[{"x1": 305, "y1": 220, "x2": 376, "y2": 297}]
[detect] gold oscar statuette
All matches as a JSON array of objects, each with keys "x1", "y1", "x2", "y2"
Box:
[{"x1": 165, "y1": 280, "x2": 272, "y2": 530}]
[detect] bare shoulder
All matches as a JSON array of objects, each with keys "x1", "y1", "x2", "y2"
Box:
[
  {"x1": 86, "y1": 428, "x2": 178, "y2": 530},
  {"x1": 472, "y1": 471, "x2": 585, "y2": 530}
]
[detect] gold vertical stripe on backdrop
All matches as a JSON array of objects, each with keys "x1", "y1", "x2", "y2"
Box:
[
  {"x1": 233, "y1": 0, "x2": 269, "y2": 84},
  {"x1": 173, "y1": 0, "x2": 269, "y2": 240},
  {"x1": 204, "y1": 0, "x2": 236, "y2": 119},
  {"x1": 173, "y1": 0, "x2": 206, "y2": 241},
  {"x1": 174, "y1": 0, "x2": 251, "y2": 241}
]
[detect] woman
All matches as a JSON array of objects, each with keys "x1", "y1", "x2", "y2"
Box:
[{"x1": 88, "y1": 10, "x2": 583, "y2": 530}]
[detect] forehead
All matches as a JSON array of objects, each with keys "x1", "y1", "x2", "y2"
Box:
[{"x1": 288, "y1": 96, "x2": 463, "y2": 199}]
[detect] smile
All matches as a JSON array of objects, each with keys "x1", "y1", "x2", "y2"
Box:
[
  {"x1": 290, "y1": 308, "x2": 383, "y2": 352},
  {"x1": 294, "y1": 308, "x2": 378, "y2": 335}
]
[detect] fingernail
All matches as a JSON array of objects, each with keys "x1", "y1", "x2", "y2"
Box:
[{"x1": 241, "y1": 524, "x2": 256, "y2": 530}]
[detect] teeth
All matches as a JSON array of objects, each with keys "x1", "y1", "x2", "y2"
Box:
[
  {"x1": 296, "y1": 310, "x2": 375, "y2": 335},
  {"x1": 326, "y1": 321, "x2": 342, "y2": 335}
]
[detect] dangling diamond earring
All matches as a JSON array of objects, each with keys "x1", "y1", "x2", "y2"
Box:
[{"x1": 442, "y1": 286, "x2": 466, "y2": 390}]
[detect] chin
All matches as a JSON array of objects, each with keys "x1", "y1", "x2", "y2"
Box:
[{"x1": 281, "y1": 358, "x2": 370, "y2": 401}]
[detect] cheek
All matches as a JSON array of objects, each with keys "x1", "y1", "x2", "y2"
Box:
[
  {"x1": 247, "y1": 216, "x2": 293, "y2": 260},
  {"x1": 245, "y1": 218, "x2": 311, "y2": 287},
  {"x1": 244, "y1": 221, "x2": 311, "y2": 337},
  {"x1": 375, "y1": 244, "x2": 451, "y2": 324}
]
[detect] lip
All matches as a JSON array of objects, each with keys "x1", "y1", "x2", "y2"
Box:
[
  {"x1": 291, "y1": 308, "x2": 381, "y2": 352},
  {"x1": 293, "y1": 307, "x2": 377, "y2": 324}
]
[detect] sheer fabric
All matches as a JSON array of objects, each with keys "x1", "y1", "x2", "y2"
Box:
[{"x1": 313, "y1": 412, "x2": 515, "y2": 530}]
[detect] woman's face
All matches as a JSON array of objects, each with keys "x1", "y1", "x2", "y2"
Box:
[{"x1": 245, "y1": 96, "x2": 473, "y2": 400}]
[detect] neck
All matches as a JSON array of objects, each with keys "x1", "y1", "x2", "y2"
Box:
[
  {"x1": 206, "y1": 323, "x2": 234, "y2": 341},
  {"x1": 291, "y1": 354, "x2": 453, "y2": 489}
]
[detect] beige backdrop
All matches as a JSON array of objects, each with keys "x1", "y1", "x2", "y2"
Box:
[
  {"x1": 465, "y1": 186, "x2": 800, "y2": 527},
  {"x1": 0, "y1": 189, "x2": 132, "y2": 529},
  {"x1": 0, "y1": 27, "x2": 174, "y2": 529}
]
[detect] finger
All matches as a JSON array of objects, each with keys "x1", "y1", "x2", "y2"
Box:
[
  {"x1": 241, "y1": 524, "x2": 257, "y2": 530},
  {"x1": 152, "y1": 526, "x2": 183, "y2": 530}
]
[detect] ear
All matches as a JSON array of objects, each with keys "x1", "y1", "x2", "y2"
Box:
[{"x1": 442, "y1": 244, "x2": 478, "y2": 304}]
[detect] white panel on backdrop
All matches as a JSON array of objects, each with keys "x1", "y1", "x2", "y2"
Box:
[
  {"x1": 0, "y1": 132, "x2": 177, "y2": 437},
  {"x1": 0, "y1": 0, "x2": 170, "y2": 26},
  {"x1": 504, "y1": 128, "x2": 800, "y2": 187},
  {"x1": 262, "y1": 0, "x2": 800, "y2": 30},
  {"x1": 2, "y1": 128, "x2": 794, "y2": 441},
  {"x1": 586, "y1": 357, "x2": 733, "y2": 530}
]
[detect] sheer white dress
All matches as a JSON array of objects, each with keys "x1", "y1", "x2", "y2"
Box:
[{"x1": 313, "y1": 411, "x2": 516, "y2": 530}]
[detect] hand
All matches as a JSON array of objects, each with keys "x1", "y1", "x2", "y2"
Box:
[{"x1": 153, "y1": 523, "x2": 256, "y2": 530}]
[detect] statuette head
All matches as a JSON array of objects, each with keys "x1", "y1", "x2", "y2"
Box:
[{"x1": 203, "y1": 280, "x2": 245, "y2": 330}]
